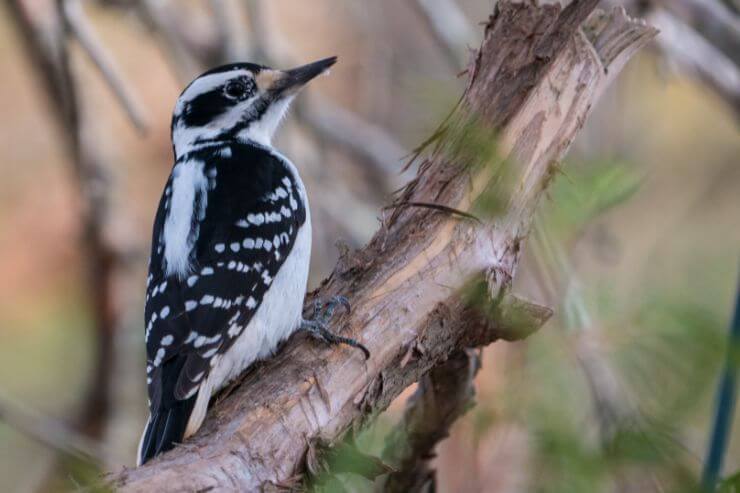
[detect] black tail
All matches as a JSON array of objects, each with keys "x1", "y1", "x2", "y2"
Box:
[
  {"x1": 138, "y1": 395, "x2": 196, "y2": 465},
  {"x1": 138, "y1": 355, "x2": 197, "y2": 465}
]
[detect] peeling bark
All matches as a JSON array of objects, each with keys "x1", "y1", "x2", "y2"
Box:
[{"x1": 111, "y1": 2, "x2": 656, "y2": 491}]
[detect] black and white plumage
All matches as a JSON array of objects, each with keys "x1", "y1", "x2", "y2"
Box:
[{"x1": 137, "y1": 57, "x2": 351, "y2": 465}]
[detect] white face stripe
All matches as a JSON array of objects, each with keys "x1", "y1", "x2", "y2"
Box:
[
  {"x1": 175, "y1": 69, "x2": 252, "y2": 115},
  {"x1": 172, "y1": 94, "x2": 261, "y2": 157},
  {"x1": 171, "y1": 67, "x2": 295, "y2": 155}
]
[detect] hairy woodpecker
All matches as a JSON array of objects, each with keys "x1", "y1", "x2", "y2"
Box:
[{"x1": 138, "y1": 56, "x2": 367, "y2": 466}]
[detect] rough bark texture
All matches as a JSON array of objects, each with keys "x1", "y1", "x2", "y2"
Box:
[{"x1": 111, "y1": 2, "x2": 656, "y2": 491}]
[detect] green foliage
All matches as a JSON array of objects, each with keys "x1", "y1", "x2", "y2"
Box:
[
  {"x1": 440, "y1": 112, "x2": 515, "y2": 219},
  {"x1": 720, "y1": 470, "x2": 740, "y2": 493},
  {"x1": 543, "y1": 157, "x2": 643, "y2": 238},
  {"x1": 497, "y1": 154, "x2": 724, "y2": 492},
  {"x1": 493, "y1": 292, "x2": 721, "y2": 493},
  {"x1": 306, "y1": 423, "x2": 396, "y2": 493},
  {"x1": 53, "y1": 456, "x2": 110, "y2": 493},
  {"x1": 619, "y1": 298, "x2": 724, "y2": 422}
]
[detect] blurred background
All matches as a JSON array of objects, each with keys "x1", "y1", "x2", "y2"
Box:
[{"x1": 0, "y1": 0, "x2": 738, "y2": 491}]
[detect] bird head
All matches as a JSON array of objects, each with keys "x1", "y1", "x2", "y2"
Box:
[{"x1": 171, "y1": 56, "x2": 337, "y2": 157}]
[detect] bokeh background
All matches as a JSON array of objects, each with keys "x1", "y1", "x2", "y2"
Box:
[{"x1": 0, "y1": 1, "x2": 738, "y2": 492}]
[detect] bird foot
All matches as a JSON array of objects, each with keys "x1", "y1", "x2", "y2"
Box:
[{"x1": 300, "y1": 295, "x2": 370, "y2": 359}]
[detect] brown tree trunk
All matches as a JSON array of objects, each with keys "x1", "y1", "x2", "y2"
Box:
[{"x1": 111, "y1": 2, "x2": 656, "y2": 491}]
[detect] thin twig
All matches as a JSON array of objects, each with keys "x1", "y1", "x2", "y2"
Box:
[
  {"x1": 702, "y1": 277, "x2": 740, "y2": 490},
  {"x1": 136, "y1": 0, "x2": 202, "y2": 82},
  {"x1": 386, "y1": 201, "x2": 482, "y2": 223},
  {"x1": 297, "y1": 97, "x2": 410, "y2": 184},
  {"x1": 649, "y1": 8, "x2": 740, "y2": 117},
  {"x1": 609, "y1": 0, "x2": 740, "y2": 118},
  {"x1": 207, "y1": 0, "x2": 249, "y2": 63},
  {"x1": 243, "y1": 0, "x2": 409, "y2": 189},
  {"x1": 653, "y1": 0, "x2": 740, "y2": 68},
  {"x1": 410, "y1": 0, "x2": 477, "y2": 70},
  {"x1": 62, "y1": 0, "x2": 149, "y2": 132}
]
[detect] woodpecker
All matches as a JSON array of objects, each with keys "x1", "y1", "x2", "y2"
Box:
[{"x1": 137, "y1": 56, "x2": 368, "y2": 466}]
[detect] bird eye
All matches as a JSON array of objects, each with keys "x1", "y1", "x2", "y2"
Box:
[{"x1": 225, "y1": 80, "x2": 248, "y2": 99}]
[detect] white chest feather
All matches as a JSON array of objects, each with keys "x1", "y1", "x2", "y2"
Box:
[
  {"x1": 214, "y1": 216, "x2": 311, "y2": 387},
  {"x1": 185, "y1": 216, "x2": 311, "y2": 438}
]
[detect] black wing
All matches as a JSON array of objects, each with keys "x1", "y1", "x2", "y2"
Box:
[{"x1": 144, "y1": 143, "x2": 307, "y2": 411}]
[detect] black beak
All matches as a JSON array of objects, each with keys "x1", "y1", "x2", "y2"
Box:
[{"x1": 280, "y1": 56, "x2": 337, "y2": 92}]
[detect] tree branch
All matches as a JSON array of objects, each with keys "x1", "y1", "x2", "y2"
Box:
[
  {"x1": 243, "y1": 0, "x2": 410, "y2": 191},
  {"x1": 5, "y1": 0, "x2": 141, "y2": 485},
  {"x1": 410, "y1": 0, "x2": 478, "y2": 71},
  {"x1": 648, "y1": 8, "x2": 740, "y2": 117},
  {"x1": 402, "y1": 0, "x2": 652, "y2": 481},
  {"x1": 110, "y1": 2, "x2": 656, "y2": 490},
  {"x1": 62, "y1": 0, "x2": 149, "y2": 132},
  {"x1": 7, "y1": 0, "x2": 123, "y2": 442},
  {"x1": 378, "y1": 349, "x2": 481, "y2": 492},
  {"x1": 609, "y1": 0, "x2": 740, "y2": 118},
  {"x1": 653, "y1": 0, "x2": 740, "y2": 68}
]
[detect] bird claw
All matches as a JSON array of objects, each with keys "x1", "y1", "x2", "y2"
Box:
[
  {"x1": 313, "y1": 295, "x2": 351, "y2": 324},
  {"x1": 301, "y1": 296, "x2": 369, "y2": 359}
]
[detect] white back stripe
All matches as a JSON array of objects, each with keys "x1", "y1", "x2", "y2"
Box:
[{"x1": 163, "y1": 159, "x2": 208, "y2": 278}]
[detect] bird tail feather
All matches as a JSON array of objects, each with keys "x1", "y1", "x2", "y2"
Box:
[{"x1": 137, "y1": 395, "x2": 196, "y2": 466}]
